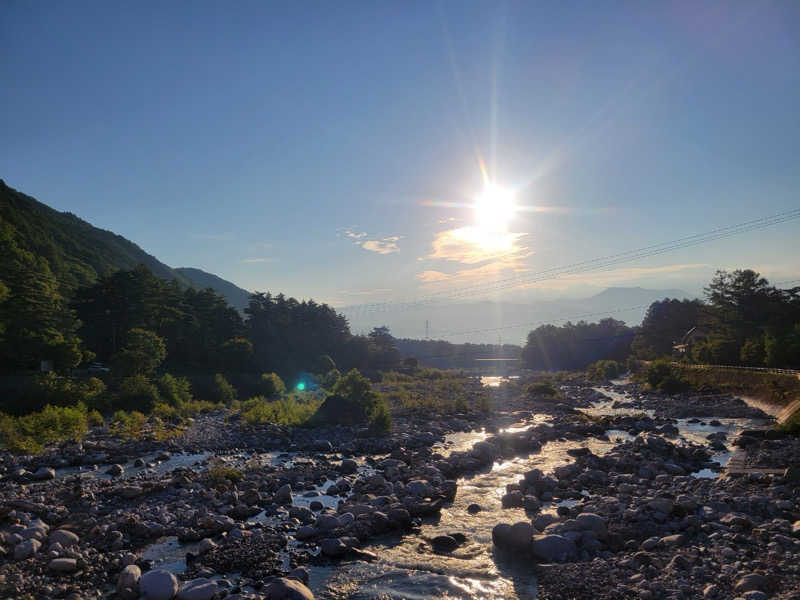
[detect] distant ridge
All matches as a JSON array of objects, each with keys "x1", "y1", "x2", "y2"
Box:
[
  {"x1": 0, "y1": 179, "x2": 249, "y2": 310},
  {"x1": 175, "y1": 267, "x2": 252, "y2": 312}
]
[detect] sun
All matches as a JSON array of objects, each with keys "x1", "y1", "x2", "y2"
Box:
[{"x1": 475, "y1": 183, "x2": 516, "y2": 233}]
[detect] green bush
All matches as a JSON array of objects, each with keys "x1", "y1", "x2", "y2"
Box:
[
  {"x1": 156, "y1": 374, "x2": 193, "y2": 406},
  {"x1": 646, "y1": 359, "x2": 687, "y2": 394},
  {"x1": 209, "y1": 373, "x2": 237, "y2": 404},
  {"x1": 259, "y1": 372, "x2": 286, "y2": 398},
  {"x1": 0, "y1": 404, "x2": 89, "y2": 454},
  {"x1": 110, "y1": 410, "x2": 148, "y2": 439},
  {"x1": 526, "y1": 380, "x2": 561, "y2": 400},
  {"x1": 330, "y1": 369, "x2": 381, "y2": 422},
  {"x1": 115, "y1": 375, "x2": 161, "y2": 413},
  {"x1": 368, "y1": 399, "x2": 392, "y2": 435},
  {"x1": 17, "y1": 373, "x2": 107, "y2": 414},
  {"x1": 586, "y1": 360, "x2": 624, "y2": 382},
  {"x1": 240, "y1": 394, "x2": 322, "y2": 426},
  {"x1": 205, "y1": 460, "x2": 244, "y2": 485},
  {"x1": 87, "y1": 409, "x2": 104, "y2": 427}
]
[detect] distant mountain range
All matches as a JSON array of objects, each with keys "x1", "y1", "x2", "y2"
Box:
[
  {"x1": 342, "y1": 286, "x2": 695, "y2": 344},
  {"x1": 0, "y1": 179, "x2": 251, "y2": 309}
]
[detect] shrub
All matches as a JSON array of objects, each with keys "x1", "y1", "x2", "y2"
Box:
[
  {"x1": 526, "y1": 380, "x2": 561, "y2": 400},
  {"x1": 206, "y1": 460, "x2": 244, "y2": 485},
  {"x1": 586, "y1": 360, "x2": 624, "y2": 382},
  {"x1": 259, "y1": 372, "x2": 286, "y2": 399},
  {"x1": 87, "y1": 409, "x2": 104, "y2": 427},
  {"x1": 329, "y1": 369, "x2": 380, "y2": 422},
  {"x1": 116, "y1": 375, "x2": 161, "y2": 413},
  {"x1": 110, "y1": 410, "x2": 148, "y2": 439},
  {"x1": 156, "y1": 374, "x2": 193, "y2": 406},
  {"x1": 646, "y1": 359, "x2": 687, "y2": 394},
  {"x1": 209, "y1": 374, "x2": 237, "y2": 405},
  {"x1": 240, "y1": 394, "x2": 322, "y2": 426},
  {"x1": 16, "y1": 373, "x2": 107, "y2": 414},
  {"x1": 0, "y1": 404, "x2": 89, "y2": 454},
  {"x1": 367, "y1": 399, "x2": 392, "y2": 435}
]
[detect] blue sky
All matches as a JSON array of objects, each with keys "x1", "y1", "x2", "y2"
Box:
[{"x1": 3, "y1": 1, "x2": 800, "y2": 327}]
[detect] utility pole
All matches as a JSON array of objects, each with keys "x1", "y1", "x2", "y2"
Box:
[{"x1": 425, "y1": 320, "x2": 430, "y2": 340}]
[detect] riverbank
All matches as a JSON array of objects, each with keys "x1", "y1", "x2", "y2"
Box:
[{"x1": 1, "y1": 375, "x2": 798, "y2": 599}]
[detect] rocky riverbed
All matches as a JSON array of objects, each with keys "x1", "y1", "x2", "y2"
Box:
[{"x1": 1, "y1": 377, "x2": 798, "y2": 599}]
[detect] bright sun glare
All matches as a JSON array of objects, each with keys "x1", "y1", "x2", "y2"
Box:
[
  {"x1": 475, "y1": 183, "x2": 515, "y2": 233},
  {"x1": 469, "y1": 182, "x2": 517, "y2": 253}
]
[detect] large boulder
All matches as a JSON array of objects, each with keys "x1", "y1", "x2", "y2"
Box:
[
  {"x1": 177, "y1": 578, "x2": 217, "y2": 600},
  {"x1": 264, "y1": 577, "x2": 315, "y2": 599},
  {"x1": 117, "y1": 564, "x2": 141, "y2": 600},
  {"x1": 531, "y1": 534, "x2": 577, "y2": 563},
  {"x1": 574, "y1": 513, "x2": 606, "y2": 538},
  {"x1": 49, "y1": 529, "x2": 79, "y2": 547},
  {"x1": 139, "y1": 569, "x2": 179, "y2": 600},
  {"x1": 308, "y1": 394, "x2": 369, "y2": 426},
  {"x1": 274, "y1": 484, "x2": 293, "y2": 505}
]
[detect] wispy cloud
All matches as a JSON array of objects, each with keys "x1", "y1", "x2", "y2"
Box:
[
  {"x1": 192, "y1": 233, "x2": 234, "y2": 241},
  {"x1": 339, "y1": 229, "x2": 402, "y2": 255},
  {"x1": 241, "y1": 257, "x2": 274, "y2": 264},
  {"x1": 511, "y1": 263, "x2": 710, "y2": 292},
  {"x1": 337, "y1": 288, "x2": 393, "y2": 296},
  {"x1": 428, "y1": 227, "x2": 529, "y2": 265}
]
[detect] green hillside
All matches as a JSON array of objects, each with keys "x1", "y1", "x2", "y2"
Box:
[
  {"x1": 175, "y1": 267, "x2": 252, "y2": 312},
  {"x1": 0, "y1": 179, "x2": 192, "y2": 294}
]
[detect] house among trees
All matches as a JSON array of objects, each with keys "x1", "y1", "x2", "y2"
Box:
[{"x1": 672, "y1": 326, "x2": 709, "y2": 357}]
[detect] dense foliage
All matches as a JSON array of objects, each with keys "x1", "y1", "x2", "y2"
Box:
[
  {"x1": 632, "y1": 270, "x2": 800, "y2": 368},
  {"x1": 521, "y1": 318, "x2": 634, "y2": 371}
]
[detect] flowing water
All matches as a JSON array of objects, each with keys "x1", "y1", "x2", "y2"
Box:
[{"x1": 135, "y1": 379, "x2": 773, "y2": 599}]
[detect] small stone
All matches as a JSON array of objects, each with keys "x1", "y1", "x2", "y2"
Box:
[
  {"x1": 48, "y1": 558, "x2": 78, "y2": 573},
  {"x1": 431, "y1": 535, "x2": 459, "y2": 553},
  {"x1": 734, "y1": 573, "x2": 766, "y2": 593}
]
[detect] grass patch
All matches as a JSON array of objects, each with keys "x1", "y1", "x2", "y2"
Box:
[
  {"x1": 240, "y1": 394, "x2": 323, "y2": 426},
  {"x1": 0, "y1": 403, "x2": 90, "y2": 454}
]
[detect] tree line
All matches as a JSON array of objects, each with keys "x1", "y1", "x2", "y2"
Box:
[{"x1": 520, "y1": 270, "x2": 800, "y2": 371}]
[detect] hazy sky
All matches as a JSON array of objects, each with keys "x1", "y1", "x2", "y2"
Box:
[{"x1": 3, "y1": 1, "x2": 800, "y2": 325}]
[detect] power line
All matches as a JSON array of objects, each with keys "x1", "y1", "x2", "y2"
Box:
[{"x1": 341, "y1": 207, "x2": 800, "y2": 317}]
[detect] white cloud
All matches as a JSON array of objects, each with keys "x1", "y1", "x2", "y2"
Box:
[
  {"x1": 241, "y1": 257, "x2": 274, "y2": 264},
  {"x1": 340, "y1": 229, "x2": 402, "y2": 255},
  {"x1": 362, "y1": 238, "x2": 400, "y2": 254}
]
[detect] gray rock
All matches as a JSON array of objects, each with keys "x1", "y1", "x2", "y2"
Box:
[
  {"x1": 431, "y1": 535, "x2": 459, "y2": 553},
  {"x1": 531, "y1": 534, "x2": 577, "y2": 563},
  {"x1": 263, "y1": 577, "x2": 314, "y2": 599},
  {"x1": 289, "y1": 566, "x2": 310, "y2": 584},
  {"x1": 14, "y1": 539, "x2": 41, "y2": 560},
  {"x1": 734, "y1": 573, "x2": 767, "y2": 593},
  {"x1": 320, "y1": 537, "x2": 348, "y2": 557},
  {"x1": 139, "y1": 569, "x2": 179, "y2": 600},
  {"x1": 340, "y1": 459, "x2": 357, "y2": 474},
  {"x1": 48, "y1": 558, "x2": 78, "y2": 573},
  {"x1": 33, "y1": 467, "x2": 56, "y2": 480},
  {"x1": 406, "y1": 480, "x2": 432, "y2": 497},
  {"x1": 177, "y1": 578, "x2": 217, "y2": 600},
  {"x1": 117, "y1": 564, "x2": 142, "y2": 599},
  {"x1": 49, "y1": 529, "x2": 79, "y2": 547},
  {"x1": 575, "y1": 513, "x2": 606, "y2": 538},
  {"x1": 274, "y1": 484, "x2": 293, "y2": 505},
  {"x1": 106, "y1": 464, "x2": 124, "y2": 476}
]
